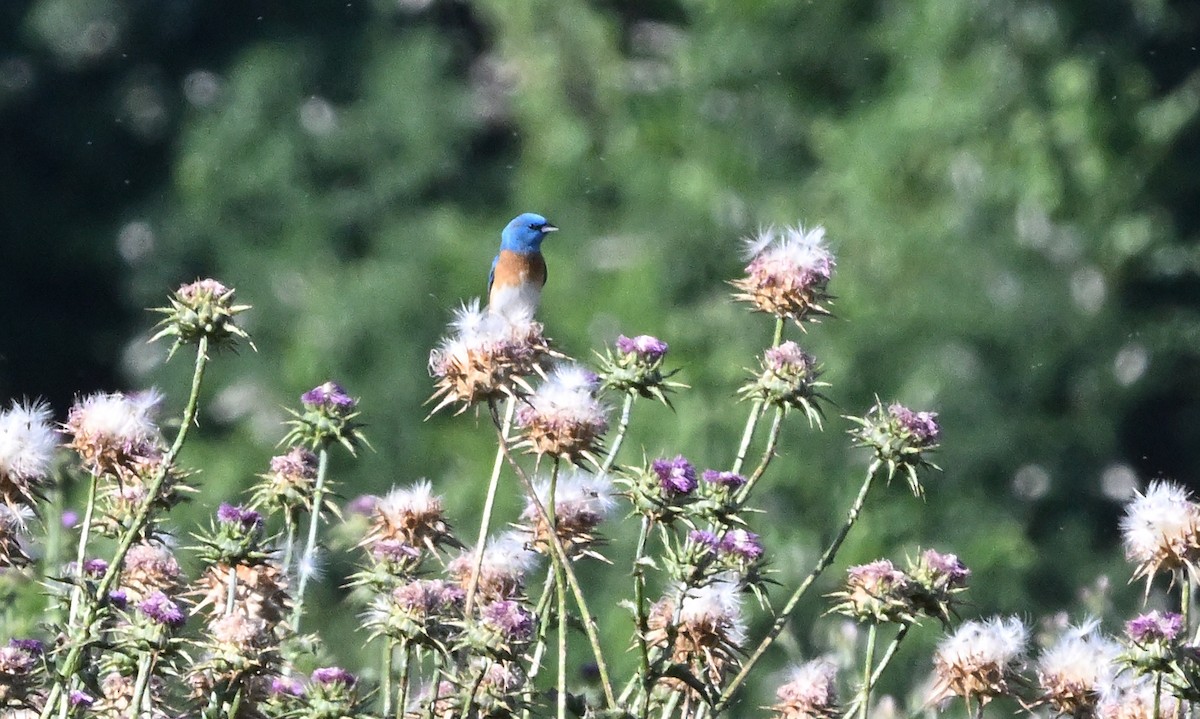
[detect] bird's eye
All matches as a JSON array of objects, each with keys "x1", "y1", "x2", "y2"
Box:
[{"x1": 528, "y1": 222, "x2": 542, "y2": 230}]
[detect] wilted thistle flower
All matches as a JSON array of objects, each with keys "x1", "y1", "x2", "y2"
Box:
[
  {"x1": 448, "y1": 531, "x2": 539, "y2": 602},
  {"x1": 65, "y1": 390, "x2": 163, "y2": 479},
  {"x1": 514, "y1": 365, "x2": 609, "y2": 463},
  {"x1": 907, "y1": 549, "x2": 970, "y2": 624},
  {"x1": 0, "y1": 400, "x2": 58, "y2": 508},
  {"x1": 847, "y1": 401, "x2": 941, "y2": 496},
  {"x1": 367, "y1": 480, "x2": 459, "y2": 558},
  {"x1": 740, "y1": 342, "x2": 827, "y2": 425},
  {"x1": 1097, "y1": 674, "x2": 1183, "y2": 719},
  {"x1": 647, "y1": 575, "x2": 746, "y2": 692},
  {"x1": 150, "y1": 277, "x2": 251, "y2": 357},
  {"x1": 1121, "y1": 480, "x2": 1200, "y2": 588},
  {"x1": 829, "y1": 559, "x2": 916, "y2": 624},
  {"x1": 190, "y1": 561, "x2": 291, "y2": 626},
  {"x1": 1035, "y1": 622, "x2": 1120, "y2": 716},
  {"x1": 119, "y1": 541, "x2": 183, "y2": 602},
  {"x1": 282, "y1": 381, "x2": 368, "y2": 454},
  {"x1": 0, "y1": 504, "x2": 32, "y2": 569},
  {"x1": 769, "y1": 658, "x2": 839, "y2": 719},
  {"x1": 929, "y1": 616, "x2": 1028, "y2": 707},
  {"x1": 0, "y1": 638, "x2": 44, "y2": 710},
  {"x1": 596, "y1": 333, "x2": 681, "y2": 405},
  {"x1": 521, "y1": 469, "x2": 615, "y2": 559},
  {"x1": 366, "y1": 578, "x2": 464, "y2": 647},
  {"x1": 428, "y1": 300, "x2": 556, "y2": 414},
  {"x1": 732, "y1": 224, "x2": 834, "y2": 324},
  {"x1": 251, "y1": 446, "x2": 320, "y2": 512}
]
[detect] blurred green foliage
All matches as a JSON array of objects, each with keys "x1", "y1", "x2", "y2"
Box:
[{"x1": 3, "y1": 0, "x2": 1200, "y2": 711}]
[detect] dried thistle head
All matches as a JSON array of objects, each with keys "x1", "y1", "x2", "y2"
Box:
[
  {"x1": 0, "y1": 504, "x2": 33, "y2": 569},
  {"x1": 119, "y1": 541, "x2": 183, "y2": 603},
  {"x1": 1035, "y1": 622, "x2": 1120, "y2": 717},
  {"x1": 190, "y1": 562, "x2": 291, "y2": 626},
  {"x1": 514, "y1": 365, "x2": 609, "y2": 464},
  {"x1": 928, "y1": 616, "x2": 1028, "y2": 707},
  {"x1": 1121, "y1": 481, "x2": 1200, "y2": 589},
  {"x1": 427, "y1": 301, "x2": 556, "y2": 414},
  {"x1": 646, "y1": 576, "x2": 746, "y2": 695},
  {"x1": 769, "y1": 658, "x2": 839, "y2": 719},
  {"x1": 64, "y1": 390, "x2": 164, "y2": 480},
  {"x1": 448, "y1": 532, "x2": 538, "y2": 602},
  {"x1": 520, "y1": 469, "x2": 615, "y2": 559},
  {"x1": 0, "y1": 400, "x2": 58, "y2": 508},
  {"x1": 367, "y1": 481, "x2": 459, "y2": 557}
]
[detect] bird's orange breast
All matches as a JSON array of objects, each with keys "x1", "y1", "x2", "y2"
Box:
[{"x1": 491, "y1": 250, "x2": 547, "y2": 290}]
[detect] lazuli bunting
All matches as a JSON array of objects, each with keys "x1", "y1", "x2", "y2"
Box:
[{"x1": 487, "y1": 212, "x2": 558, "y2": 318}]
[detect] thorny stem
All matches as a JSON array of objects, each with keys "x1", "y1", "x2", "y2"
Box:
[
  {"x1": 715, "y1": 461, "x2": 881, "y2": 712},
  {"x1": 465, "y1": 396, "x2": 515, "y2": 618},
  {"x1": 290, "y1": 446, "x2": 331, "y2": 633},
  {"x1": 488, "y1": 399, "x2": 618, "y2": 709},
  {"x1": 65, "y1": 473, "x2": 99, "y2": 630},
  {"x1": 730, "y1": 318, "x2": 785, "y2": 476},
  {"x1": 524, "y1": 570, "x2": 558, "y2": 719},
  {"x1": 129, "y1": 652, "x2": 155, "y2": 719},
  {"x1": 858, "y1": 623, "x2": 877, "y2": 719},
  {"x1": 43, "y1": 335, "x2": 212, "y2": 719},
  {"x1": 601, "y1": 392, "x2": 635, "y2": 473},
  {"x1": 632, "y1": 516, "x2": 653, "y2": 716}
]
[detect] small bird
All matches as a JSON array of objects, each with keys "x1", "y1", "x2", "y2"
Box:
[{"x1": 487, "y1": 212, "x2": 558, "y2": 318}]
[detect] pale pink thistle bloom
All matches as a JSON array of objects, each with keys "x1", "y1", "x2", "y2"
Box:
[
  {"x1": 734, "y1": 224, "x2": 835, "y2": 323},
  {"x1": 449, "y1": 531, "x2": 539, "y2": 601},
  {"x1": 1120, "y1": 480, "x2": 1200, "y2": 586},
  {"x1": 1097, "y1": 674, "x2": 1182, "y2": 719},
  {"x1": 929, "y1": 616, "x2": 1028, "y2": 705},
  {"x1": 480, "y1": 599, "x2": 536, "y2": 643},
  {"x1": 770, "y1": 658, "x2": 839, "y2": 719},
  {"x1": 1036, "y1": 622, "x2": 1120, "y2": 716},
  {"x1": 888, "y1": 403, "x2": 941, "y2": 444},
  {"x1": 523, "y1": 469, "x2": 615, "y2": 556},
  {"x1": 833, "y1": 559, "x2": 915, "y2": 623},
  {"x1": 515, "y1": 364, "x2": 609, "y2": 461}
]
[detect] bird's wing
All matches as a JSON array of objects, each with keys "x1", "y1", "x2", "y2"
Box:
[{"x1": 487, "y1": 254, "x2": 499, "y2": 295}]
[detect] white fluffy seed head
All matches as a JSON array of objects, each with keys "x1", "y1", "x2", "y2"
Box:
[
  {"x1": 677, "y1": 574, "x2": 746, "y2": 646},
  {"x1": 0, "y1": 400, "x2": 58, "y2": 482},
  {"x1": 1120, "y1": 480, "x2": 1200, "y2": 566},
  {"x1": 1037, "y1": 621, "x2": 1120, "y2": 707}
]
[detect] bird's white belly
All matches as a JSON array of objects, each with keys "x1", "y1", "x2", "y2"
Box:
[{"x1": 489, "y1": 282, "x2": 542, "y2": 319}]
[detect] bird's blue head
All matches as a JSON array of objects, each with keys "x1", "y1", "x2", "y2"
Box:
[{"x1": 500, "y1": 212, "x2": 558, "y2": 253}]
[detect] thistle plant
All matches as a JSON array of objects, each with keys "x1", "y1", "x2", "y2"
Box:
[{"x1": 4, "y1": 226, "x2": 1200, "y2": 719}]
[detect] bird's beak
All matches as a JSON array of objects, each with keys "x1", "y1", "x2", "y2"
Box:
[{"x1": 542, "y1": 224, "x2": 559, "y2": 233}]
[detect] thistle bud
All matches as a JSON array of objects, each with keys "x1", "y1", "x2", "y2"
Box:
[
  {"x1": 282, "y1": 381, "x2": 367, "y2": 454},
  {"x1": 150, "y1": 278, "x2": 252, "y2": 357},
  {"x1": 740, "y1": 342, "x2": 827, "y2": 425},
  {"x1": 847, "y1": 401, "x2": 941, "y2": 496}
]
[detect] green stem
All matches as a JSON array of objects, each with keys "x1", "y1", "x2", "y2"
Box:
[
  {"x1": 600, "y1": 392, "x2": 635, "y2": 473},
  {"x1": 1154, "y1": 671, "x2": 1162, "y2": 719},
  {"x1": 632, "y1": 516, "x2": 653, "y2": 708},
  {"x1": 381, "y1": 640, "x2": 394, "y2": 718},
  {"x1": 771, "y1": 316, "x2": 785, "y2": 347},
  {"x1": 465, "y1": 396, "x2": 515, "y2": 618},
  {"x1": 425, "y1": 652, "x2": 444, "y2": 719},
  {"x1": 225, "y1": 564, "x2": 238, "y2": 615},
  {"x1": 730, "y1": 401, "x2": 763, "y2": 476},
  {"x1": 395, "y1": 642, "x2": 411, "y2": 719},
  {"x1": 659, "y1": 689, "x2": 681, "y2": 719},
  {"x1": 488, "y1": 400, "x2": 618, "y2": 709},
  {"x1": 281, "y1": 510, "x2": 299, "y2": 576},
  {"x1": 858, "y1": 623, "x2": 877, "y2": 719},
  {"x1": 524, "y1": 570, "x2": 558, "y2": 719},
  {"x1": 129, "y1": 652, "x2": 154, "y2": 717},
  {"x1": 550, "y1": 459, "x2": 568, "y2": 719},
  {"x1": 290, "y1": 447, "x2": 330, "y2": 633},
  {"x1": 228, "y1": 685, "x2": 244, "y2": 719},
  {"x1": 843, "y1": 623, "x2": 912, "y2": 717},
  {"x1": 715, "y1": 462, "x2": 881, "y2": 712},
  {"x1": 42, "y1": 335, "x2": 212, "y2": 719},
  {"x1": 736, "y1": 406, "x2": 785, "y2": 503},
  {"x1": 64, "y1": 473, "x2": 99, "y2": 629},
  {"x1": 44, "y1": 473, "x2": 66, "y2": 627}
]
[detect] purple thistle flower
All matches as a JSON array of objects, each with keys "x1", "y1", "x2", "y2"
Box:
[
  {"x1": 481, "y1": 600, "x2": 536, "y2": 643},
  {"x1": 83, "y1": 558, "x2": 109, "y2": 577},
  {"x1": 616, "y1": 334, "x2": 669, "y2": 363},
  {"x1": 301, "y1": 381, "x2": 356, "y2": 412},
  {"x1": 68, "y1": 690, "x2": 95, "y2": 708},
  {"x1": 61, "y1": 510, "x2": 79, "y2": 528},
  {"x1": 217, "y1": 502, "x2": 264, "y2": 531},
  {"x1": 688, "y1": 529, "x2": 720, "y2": 550},
  {"x1": 347, "y1": 494, "x2": 379, "y2": 516},
  {"x1": 9, "y1": 638, "x2": 43, "y2": 654},
  {"x1": 371, "y1": 538, "x2": 422, "y2": 563},
  {"x1": 653, "y1": 455, "x2": 697, "y2": 495},
  {"x1": 888, "y1": 403, "x2": 941, "y2": 444},
  {"x1": 701, "y1": 469, "x2": 747, "y2": 490},
  {"x1": 270, "y1": 676, "x2": 306, "y2": 697},
  {"x1": 922, "y1": 549, "x2": 970, "y2": 584},
  {"x1": 108, "y1": 589, "x2": 128, "y2": 609},
  {"x1": 138, "y1": 590, "x2": 185, "y2": 628},
  {"x1": 719, "y1": 529, "x2": 764, "y2": 560},
  {"x1": 764, "y1": 341, "x2": 815, "y2": 373},
  {"x1": 311, "y1": 666, "x2": 357, "y2": 687},
  {"x1": 1126, "y1": 610, "x2": 1184, "y2": 643}
]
